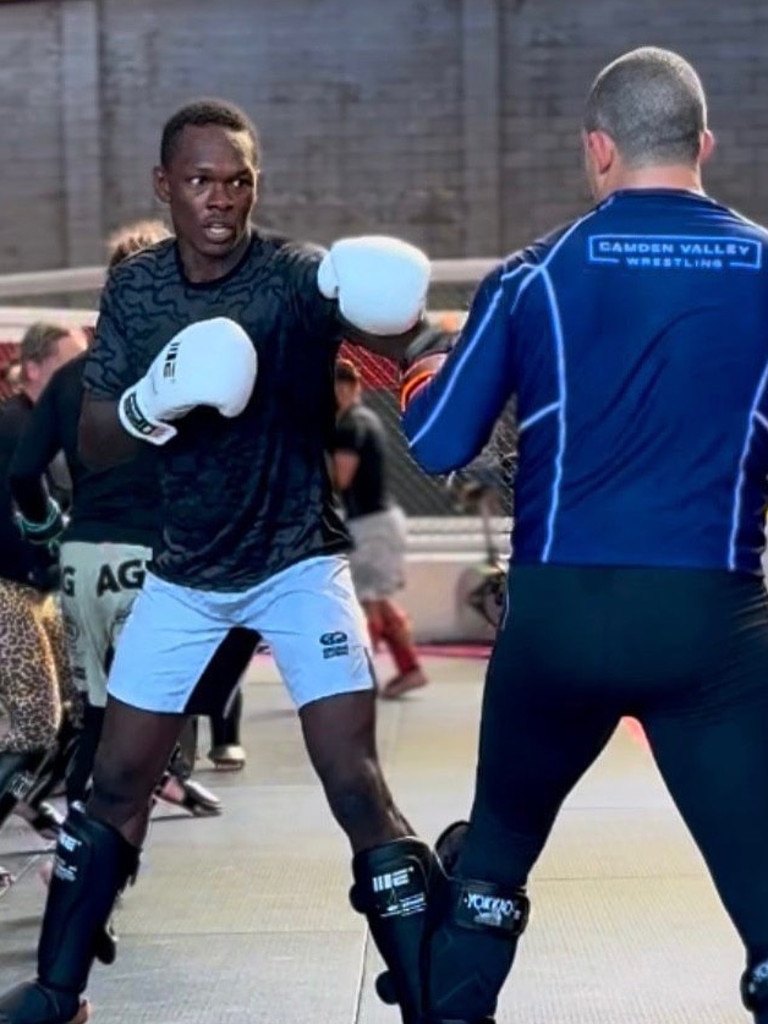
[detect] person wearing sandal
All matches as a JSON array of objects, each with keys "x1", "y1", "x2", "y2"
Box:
[{"x1": 208, "y1": 689, "x2": 246, "y2": 770}]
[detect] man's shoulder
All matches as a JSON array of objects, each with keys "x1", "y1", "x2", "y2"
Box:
[
  {"x1": 107, "y1": 238, "x2": 177, "y2": 293},
  {"x1": 0, "y1": 394, "x2": 29, "y2": 418},
  {"x1": 337, "y1": 402, "x2": 377, "y2": 435},
  {"x1": 38, "y1": 354, "x2": 86, "y2": 406},
  {"x1": 710, "y1": 202, "x2": 768, "y2": 244},
  {"x1": 252, "y1": 229, "x2": 325, "y2": 272},
  {"x1": 55, "y1": 353, "x2": 87, "y2": 384},
  {"x1": 488, "y1": 222, "x2": 577, "y2": 284},
  {"x1": 352, "y1": 402, "x2": 386, "y2": 437},
  {"x1": 524, "y1": 219, "x2": 588, "y2": 266}
]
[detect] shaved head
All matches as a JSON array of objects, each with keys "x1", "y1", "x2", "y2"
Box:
[{"x1": 584, "y1": 47, "x2": 708, "y2": 168}]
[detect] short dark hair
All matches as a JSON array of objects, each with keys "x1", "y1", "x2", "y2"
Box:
[
  {"x1": 584, "y1": 47, "x2": 707, "y2": 168},
  {"x1": 160, "y1": 98, "x2": 260, "y2": 169},
  {"x1": 334, "y1": 358, "x2": 361, "y2": 385}
]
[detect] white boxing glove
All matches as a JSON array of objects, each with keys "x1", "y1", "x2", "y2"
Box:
[
  {"x1": 118, "y1": 317, "x2": 257, "y2": 445},
  {"x1": 317, "y1": 235, "x2": 430, "y2": 336}
]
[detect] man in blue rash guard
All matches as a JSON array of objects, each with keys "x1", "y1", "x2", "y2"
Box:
[{"x1": 399, "y1": 46, "x2": 768, "y2": 1024}]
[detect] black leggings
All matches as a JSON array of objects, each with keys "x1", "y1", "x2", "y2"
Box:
[{"x1": 460, "y1": 565, "x2": 768, "y2": 964}]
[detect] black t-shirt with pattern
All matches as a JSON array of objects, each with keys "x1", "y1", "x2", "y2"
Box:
[{"x1": 82, "y1": 232, "x2": 351, "y2": 592}]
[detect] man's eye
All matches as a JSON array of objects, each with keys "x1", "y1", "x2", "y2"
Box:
[
  {"x1": 231, "y1": 178, "x2": 250, "y2": 190},
  {"x1": 189, "y1": 176, "x2": 207, "y2": 187}
]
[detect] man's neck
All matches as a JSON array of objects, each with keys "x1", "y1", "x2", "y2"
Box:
[
  {"x1": 20, "y1": 383, "x2": 39, "y2": 405},
  {"x1": 609, "y1": 164, "x2": 705, "y2": 195},
  {"x1": 177, "y1": 230, "x2": 253, "y2": 284}
]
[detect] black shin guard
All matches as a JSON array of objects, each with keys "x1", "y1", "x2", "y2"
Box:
[
  {"x1": 426, "y1": 875, "x2": 529, "y2": 1024},
  {"x1": 37, "y1": 806, "x2": 138, "y2": 995},
  {"x1": 351, "y1": 837, "x2": 435, "y2": 1024}
]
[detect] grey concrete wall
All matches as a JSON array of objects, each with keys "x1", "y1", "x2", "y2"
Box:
[{"x1": 1, "y1": 0, "x2": 768, "y2": 274}]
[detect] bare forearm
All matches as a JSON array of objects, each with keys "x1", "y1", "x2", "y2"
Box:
[{"x1": 78, "y1": 394, "x2": 142, "y2": 469}]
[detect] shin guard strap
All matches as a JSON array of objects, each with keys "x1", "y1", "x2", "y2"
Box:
[{"x1": 453, "y1": 879, "x2": 529, "y2": 938}]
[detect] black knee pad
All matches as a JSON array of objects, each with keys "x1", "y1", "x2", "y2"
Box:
[
  {"x1": 351, "y1": 836, "x2": 435, "y2": 1023},
  {"x1": 427, "y1": 875, "x2": 529, "y2": 1024},
  {"x1": 742, "y1": 960, "x2": 768, "y2": 1013}
]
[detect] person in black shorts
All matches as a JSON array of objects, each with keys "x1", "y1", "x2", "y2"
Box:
[
  {"x1": 398, "y1": 47, "x2": 768, "y2": 1024},
  {"x1": 0, "y1": 98, "x2": 432, "y2": 1024},
  {"x1": 332, "y1": 357, "x2": 427, "y2": 698}
]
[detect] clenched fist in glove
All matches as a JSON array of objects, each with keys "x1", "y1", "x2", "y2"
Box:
[
  {"x1": 318, "y1": 236, "x2": 430, "y2": 336},
  {"x1": 118, "y1": 317, "x2": 258, "y2": 445}
]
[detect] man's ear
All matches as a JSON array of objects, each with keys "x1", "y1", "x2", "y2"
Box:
[
  {"x1": 153, "y1": 165, "x2": 171, "y2": 205},
  {"x1": 700, "y1": 129, "x2": 716, "y2": 165},
  {"x1": 585, "y1": 130, "x2": 615, "y2": 175}
]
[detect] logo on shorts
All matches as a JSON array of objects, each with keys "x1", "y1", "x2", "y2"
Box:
[{"x1": 319, "y1": 631, "x2": 349, "y2": 660}]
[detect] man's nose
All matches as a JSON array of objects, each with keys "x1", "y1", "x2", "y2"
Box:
[{"x1": 207, "y1": 182, "x2": 234, "y2": 208}]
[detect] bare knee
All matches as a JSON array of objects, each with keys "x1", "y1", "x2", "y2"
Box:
[{"x1": 89, "y1": 749, "x2": 156, "y2": 834}]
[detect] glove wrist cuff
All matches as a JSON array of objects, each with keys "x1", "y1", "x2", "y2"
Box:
[
  {"x1": 118, "y1": 381, "x2": 177, "y2": 445},
  {"x1": 16, "y1": 496, "x2": 64, "y2": 544}
]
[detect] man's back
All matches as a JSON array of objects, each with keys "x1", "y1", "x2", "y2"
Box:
[
  {"x1": 407, "y1": 188, "x2": 768, "y2": 574},
  {"x1": 513, "y1": 188, "x2": 768, "y2": 572}
]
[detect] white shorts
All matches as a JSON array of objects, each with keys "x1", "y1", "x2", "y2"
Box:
[{"x1": 107, "y1": 554, "x2": 374, "y2": 712}]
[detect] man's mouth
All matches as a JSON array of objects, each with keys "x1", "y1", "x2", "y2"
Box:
[{"x1": 202, "y1": 223, "x2": 236, "y2": 244}]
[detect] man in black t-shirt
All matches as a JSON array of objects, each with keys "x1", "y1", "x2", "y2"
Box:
[
  {"x1": 0, "y1": 99, "x2": 433, "y2": 1024},
  {"x1": 0, "y1": 323, "x2": 86, "y2": 862},
  {"x1": 332, "y1": 358, "x2": 428, "y2": 698}
]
